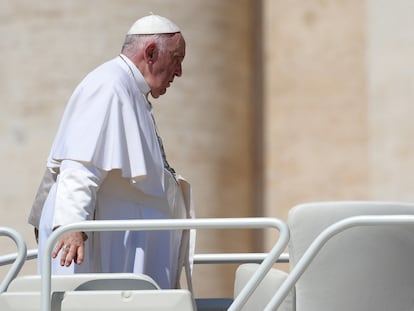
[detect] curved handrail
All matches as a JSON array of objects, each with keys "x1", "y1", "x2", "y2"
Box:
[
  {"x1": 41, "y1": 217, "x2": 289, "y2": 311},
  {"x1": 0, "y1": 227, "x2": 27, "y2": 293},
  {"x1": 265, "y1": 215, "x2": 414, "y2": 311}
]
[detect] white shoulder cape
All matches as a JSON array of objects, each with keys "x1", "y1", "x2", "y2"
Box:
[{"x1": 47, "y1": 56, "x2": 165, "y2": 197}]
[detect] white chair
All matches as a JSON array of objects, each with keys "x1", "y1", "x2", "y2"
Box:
[
  {"x1": 1, "y1": 273, "x2": 194, "y2": 311},
  {"x1": 235, "y1": 201, "x2": 414, "y2": 311},
  {"x1": 286, "y1": 201, "x2": 414, "y2": 311},
  {"x1": 0, "y1": 290, "x2": 194, "y2": 311},
  {"x1": 264, "y1": 201, "x2": 414, "y2": 311}
]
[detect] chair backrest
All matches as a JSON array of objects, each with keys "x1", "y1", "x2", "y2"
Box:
[
  {"x1": 2, "y1": 273, "x2": 196, "y2": 311},
  {"x1": 288, "y1": 201, "x2": 414, "y2": 311},
  {"x1": 0, "y1": 290, "x2": 194, "y2": 311},
  {"x1": 234, "y1": 263, "x2": 295, "y2": 311},
  {"x1": 7, "y1": 273, "x2": 160, "y2": 292}
]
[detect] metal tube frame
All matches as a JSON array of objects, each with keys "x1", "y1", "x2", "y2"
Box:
[
  {"x1": 193, "y1": 252, "x2": 290, "y2": 264},
  {"x1": 40, "y1": 217, "x2": 289, "y2": 311},
  {"x1": 0, "y1": 227, "x2": 27, "y2": 293},
  {"x1": 0, "y1": 250, "x2": 290, "y2": 266}
]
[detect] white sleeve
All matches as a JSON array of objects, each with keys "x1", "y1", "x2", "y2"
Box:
[{"x1": 52, "y1": 160, "x2": 107, "y2": 228}]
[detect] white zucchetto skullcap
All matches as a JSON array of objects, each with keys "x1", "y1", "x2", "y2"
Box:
[{"x1": 127, "y1": 14, "x2": 181, "y2": 35}]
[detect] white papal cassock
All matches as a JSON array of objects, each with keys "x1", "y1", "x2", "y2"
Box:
[{"x1": 28, "y1": 54, "x2": 194, "y2": 289}]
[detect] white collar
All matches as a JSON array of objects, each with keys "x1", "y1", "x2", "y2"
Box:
[{"x1": 119, "y1": 54, "x2": 151, "y2": 97}]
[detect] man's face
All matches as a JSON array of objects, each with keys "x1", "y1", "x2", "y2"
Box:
[{"x1": 148, "y1": 33, "x2": 186, "y2": 98}]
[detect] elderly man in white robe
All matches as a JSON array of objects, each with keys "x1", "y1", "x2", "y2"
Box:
[{"x1": 28, "y1": 14, "x2": 194, "y2": 290}]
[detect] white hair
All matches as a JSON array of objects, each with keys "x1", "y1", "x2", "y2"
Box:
[{"x1": 121, "y1": 34, "x2": 169, "y2": 55}]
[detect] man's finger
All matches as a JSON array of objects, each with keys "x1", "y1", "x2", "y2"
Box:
[
  {"x1": 60, "y1": 244, "x2": 71, "y2": 266},
  {"x1": 64, "y1": 245, "x2": 76, "y2": 267},
  {"x1": 52, "y1": 240, "x2": 65, "y2": 259},
  {"x1": 76, "y1": 245, "x2": 85, "y2": 265}
]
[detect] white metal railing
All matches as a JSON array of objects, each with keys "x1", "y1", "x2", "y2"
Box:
[
  {"x1": 4, "y1": 215, "x2": 413, "y2": 310},
  {"x1": 39, "y1": 217, "x2": 289, "y2": 311},
  {"x1": 265, "y1": 214, "x2": 414, "y2": 311},
  {"x1": 194, "y1": 252, "x2": 290, "y2": 264},
  {"x1": 0, "y1": 227, "x2": 27, "y2": 293},
  {"x1": 0, "y1": 249, "x2": 290, "y2": 267},
  {"x1": 0, "y1": 249, "x2": 37, "y2": 267}
]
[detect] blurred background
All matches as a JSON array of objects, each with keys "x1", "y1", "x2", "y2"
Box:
[{"x1": 1, "y1": 0, "x2": 414, "y2": 299}]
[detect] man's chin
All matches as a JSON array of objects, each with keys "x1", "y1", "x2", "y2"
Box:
[
  {"x1": 150, "y1": 89, "x2": 166, "y2": 98},
  {"x1": 150, "y1": 90, "x2": 160, "y2": 99}
]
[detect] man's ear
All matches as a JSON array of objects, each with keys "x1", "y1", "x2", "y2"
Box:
[{"x1": 144, "y1": 43, "x2": 158, "y2": 64}]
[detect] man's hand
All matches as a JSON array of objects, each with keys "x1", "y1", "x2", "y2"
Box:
[{"x1": 52, "y1": 231, "x2": 88, "y2": 267}]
